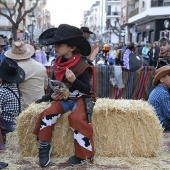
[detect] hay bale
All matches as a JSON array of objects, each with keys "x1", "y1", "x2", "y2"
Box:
[
  {"x1": 16, "y1": 102, "x2": 74, "y2": 157},
  {"x1": 92, "y1": 99, "x2": 163, "y2": 157},
  {"x1": 16, "y1": 99, "x2": 163, "y2": 158}
]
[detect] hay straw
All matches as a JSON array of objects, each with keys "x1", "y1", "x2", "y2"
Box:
[
  {"x1": 16, "y1": 102, "x2": 74, "y2": 157},
  {"x1": 92, "y1": 99, "x2": 163, "y2": 157},
  {"x1": 16, "y1": 99, "x2": 163, "y2": 158}
]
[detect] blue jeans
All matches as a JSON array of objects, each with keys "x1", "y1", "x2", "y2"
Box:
[
  {"x1": 60, "y1": 100, "x2": 77, "y2": 112},
  {"x1": 3, "y1": 120, "x2": 15, "y2": 133}
]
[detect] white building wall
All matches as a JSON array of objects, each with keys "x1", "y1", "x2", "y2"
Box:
[
  {"x1": 0, "y1": 10, "x2": 9, "y2": 26},
  {"x1": 129, "y1": 0, "x2": 170, "y2": 23}
]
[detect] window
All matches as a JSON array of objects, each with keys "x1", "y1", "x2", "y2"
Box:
[
  {"x1": 164, "y1": 0, "x2": 170, "y2": 6},
  {"x1": 142, "y1": 0, "x2": 145, "y2": 8},
  {"x1": 151, "y1": 0, "x2": 163, "y2": 7},
  {"x1": 107, "y1": 5, "x2": 111, "y2": 15},
  {"x1": 135, "y1": 1, "x2": 139, "y2": 9}
]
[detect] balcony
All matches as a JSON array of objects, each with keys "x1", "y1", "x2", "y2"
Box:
[
  {"x1": 107, "y1": 11, "x2": 120, "y2": 17},
  {"x1": 151, "y1": 0, "x2": 170, "y2": 7},
  {"x1": 107, "y1": 0, "x2": 120, "y2": 1},
  {"x1": 107, "y1": 0, "x2": 121, "y2": 3},
  {"x1": 129, "y1": 8, "x2": 139, "y2": 18}
]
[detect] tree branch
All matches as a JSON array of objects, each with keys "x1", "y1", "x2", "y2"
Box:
[
  {"x1": 11, "y1": 1, "x2": 18, "y2": 16},
  {"x1": 0, "y1": 10, "x2": 15, "y2": 25},
  {"x1": 0, "y1": 0, "x2": 12, "y2": 17},
  {"x1": 18, "y1": 0, "x2": 39, "y2": 23}
]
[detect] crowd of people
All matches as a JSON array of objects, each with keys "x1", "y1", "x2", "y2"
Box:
[
  {"x1": 0, "y1": 24, "x2": 170, "y2": 169},
  {"x1": 95, "y1": 40, "x2": 163, "y2": 69}
]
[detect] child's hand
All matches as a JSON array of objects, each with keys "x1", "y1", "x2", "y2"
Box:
[
  {"x1": 51, "y1": 92, "x2": 64, "y2": 101},
  {"x1": 65, "y1": 68, "x2": 76, "y2": 83}
]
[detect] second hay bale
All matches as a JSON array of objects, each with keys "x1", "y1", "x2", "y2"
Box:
[{"x1": 92, "y1": 99, "x2": 163, "y2": 157}]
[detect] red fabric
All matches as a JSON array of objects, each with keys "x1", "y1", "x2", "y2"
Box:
[{"x1": 53, "y1": 54, "x2": 81, "y2": 81}]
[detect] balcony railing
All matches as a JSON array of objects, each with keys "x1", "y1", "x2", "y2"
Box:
[
  {"x1": 129, "y1": 8, "x2": 139, "y2": 18},
  {"x1": 107, "y1": 0, "x2": 120, "y2": 1},
  {"x1": 151, "y1": 0, "x2": 170, "y2": 7},
  {"x1": 107, "y1": 11, "x2": 119, "y2": 16}
]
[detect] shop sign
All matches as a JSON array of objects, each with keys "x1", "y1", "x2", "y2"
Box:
[{"x1": 137, "y1": 21, "x2": 155, "y2": 32}]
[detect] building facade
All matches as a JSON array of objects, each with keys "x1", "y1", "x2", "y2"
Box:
[
  {"x1": 0, "y1": 0, "x2": 51, "y2": 41},
  {"x1": 82, "y1": 0, "x2": 121, "y2": 44},
  {"x1": 124, "y1": 0, "x2": 170, "y2": 43}
]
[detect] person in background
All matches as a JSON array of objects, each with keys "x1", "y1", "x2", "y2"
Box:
[
  {"x1": 5, "y1": 41, "x2": 48, "y2": 110},
  {"x1": 0, "y1": 58, "x2": 25, "y2": 133},
  {"x1": 80, "y1": 26, "x2": 94, "y2": 40},
  {"x1": 142, "y1": 41, "x2": 150, "y2": 65},
  {"x1": 41, "y1": 46, "x2": 47, "y2": 64},
  {"x1": 0, "y1": 37, "x2": 5, "y2": 63},
  {"x1": 118, "y1": 42, "x2": 126, "y2": 66},
  {"x1": 80, "y1": 26, "x2": 99, "y2": 63},
  {"x1": 33, "y1": 24, "x2": 95, "y2": 167},
  {"x1": 107, "y1": 44, "x2": 116, "y2": 65},
  {"x1": 148, "y1": 42, "x2": 159, "y2": 67},
  {"x1": 156, "y1": 37, "x2": 170, "y2": 68},
  {"x1": 3, "y1": 37, "x2": 11, "y2": 52},
  {"x1": 35, "y1": 46, "x2": 43, "y2": 64},
  {"x1": 114, "y1": 45, "x2": 120, "y2": 65},
  {"x1": 148, "y1": 66, "x2": 170, "y2": 131}
]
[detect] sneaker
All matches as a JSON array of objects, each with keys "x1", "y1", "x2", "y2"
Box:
[
  {"x1": 39, "y1": 144, "x2": 52, "y2": 167},
  {"x1": 68, "y1": 155, "x2": 84, "y2": 165}
]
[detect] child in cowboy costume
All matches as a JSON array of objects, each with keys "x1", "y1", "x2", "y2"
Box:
[
  {"x1": 33, "y1": 24, "x2": 95, "y2": 167},
  {"x1": 0, "y1": 58, "x2": 25, "y2": 133},
  {"x1": 148, "y1": 65, "x2": 170, "y2": 131}
]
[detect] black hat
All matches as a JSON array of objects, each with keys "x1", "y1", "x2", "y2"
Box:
[
  {"x1": 129, "y1": 53, "x2": 143, "y2": 71},
  {"x1": 0, "y1": 58, "x2": 25, "y2": 83},
  {"x1": 39, "y1": 24, "x2": 91, "y2": 56},
  {"x1": 80, "y1": 27, "x2": 94, "y2": 34}
]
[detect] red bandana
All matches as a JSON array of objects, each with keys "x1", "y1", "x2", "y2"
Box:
[{"x1": 53, "y1": 54, "x2": 81, "y2": 81}]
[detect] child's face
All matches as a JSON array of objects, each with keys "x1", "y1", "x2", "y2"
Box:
[
  {"x1": 159, "y1": 42, "x2": 170, "y2": 53},
  {"x1": 54, "y1": 44, "x2": 75, "y2": 58},
  {"x1": 160, "y1": 73, "x2": 170, "y2": 89}
]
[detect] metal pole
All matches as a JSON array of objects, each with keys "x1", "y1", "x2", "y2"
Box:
[{"x1": 32, "y1": 22, "x2": 34, "y2": 41}]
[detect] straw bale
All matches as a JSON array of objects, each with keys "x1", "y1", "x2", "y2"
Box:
[
  {"x1": 92, "y1": 98, "x2": 163, "y2": 157},
  {"x1": 16, "y1": 99, "x2": 163, "y2": 158},
  {"x1": 16, "y1": 102, "x2": 74, "y2": 157}
]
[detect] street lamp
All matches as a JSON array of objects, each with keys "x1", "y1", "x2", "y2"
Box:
[{"x1": 30, "y1": 13, "x2": 35, "y2": 41}]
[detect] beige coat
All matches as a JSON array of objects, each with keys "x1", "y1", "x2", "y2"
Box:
[{"x1": 17, "y1": 58, "x2": 48, "y2": 109}]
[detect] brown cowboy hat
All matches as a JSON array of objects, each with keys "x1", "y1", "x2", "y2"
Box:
[
  {"x1": 153, "y1": 65, "x2": 170, "y2": 86},
  {"x1": 0, "y1": 37, "x2": 5, "y2": 46},
  {"x1": 39, "y1": 24, "x2": 91, "y2": 56},
  {"x1": 5, "y1": 41, "x2": 35, "y2": 60}
]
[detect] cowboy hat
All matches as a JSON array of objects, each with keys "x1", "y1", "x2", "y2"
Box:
[
  {"x1": 0, "y1": 58, "x2": 25, "y2": 83},
  {"x1": 0, "y1": 37, "x2": 5, "y2": 46},
  {"x1": 5, "y1": 41, "x2": 35, "y2": 60},
  {"x1": 39, "y1": 24, "x2": 91, "y2": 56},
  {"x1": 153, "y1": 65, "x2": 170, "y2": 86},
  {"x1": 80, "y1": 27, "x2": 94, "y2": 34}
]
